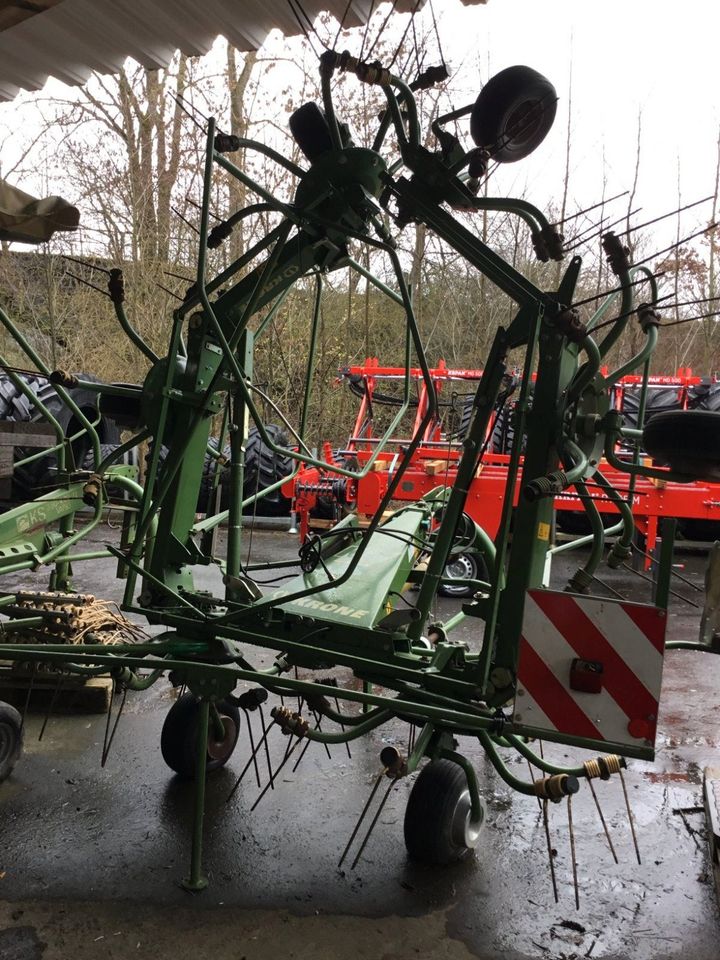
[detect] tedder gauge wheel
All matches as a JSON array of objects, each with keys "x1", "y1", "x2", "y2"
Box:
[
  {"x1": 643, "y1": 410, "x2": 720, "y2": 481},
  {"x1": 0, "y1": 701, "x2": 23, "y2": 783},
  {"x1": 161, "y1": 693, "x2": 241, "y2": 779},
  {"x1": 289, "y1": 102, "x2": 334, "y2": 161},
  {"x1": 470, "y1": 65, "x2": 558, "y2": 164},
  {"x1": 404, "y1": 759, "x2": 485, "y2": 865}
]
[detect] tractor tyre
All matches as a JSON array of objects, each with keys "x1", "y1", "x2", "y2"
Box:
[
  {"x1": 161, "y1": 693, "x2": 241, "y2": 779},
  {"x1": 470, "y1": 65, "x2": 558, "y2": 163},
  {"x1": 0, "y1": 373, "x2": 45, "y2": 421},
  {"x1": 404, "y1": 759, "x2": 484, "y2": 865},
  {"x1": 243, "y1": 424, "x2": 292, "y2": 517},
  {"x1": 197, "y1": 438, "x2": 231, "y2": 514},
  {"x1": 643, "y1": 410, "x2": 720, "y2": 481},
  {"x1": 678, "y1": 518, "x2": 720, "y2": 542},
  {"x1": 0, "y1": 373, "x2": 120, "y2": 497},
  {"x1": 0, "y1": 701, "x2": 23, "y2": 783}
]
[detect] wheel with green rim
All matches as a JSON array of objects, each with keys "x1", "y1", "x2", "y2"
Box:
[
  {"x1": 0, "y1": 701, "x2": 22, "y2": 783},
  {"x1": 160, "y1": 693, "x2": 241, "y2": 779}
]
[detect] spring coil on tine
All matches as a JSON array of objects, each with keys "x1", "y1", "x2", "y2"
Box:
[
  {"x1": 582, "y1": 757, "x2": 621, "y2": 864},
  {"x1": 533, "y1": 773, "x2": 578, "y2": 803},
  {"x1": 584, "y1": 754, "x2": 640, "y2": 864},
  {"x1": 583, "y1": 754, "x2": 624, "y2": 780}
]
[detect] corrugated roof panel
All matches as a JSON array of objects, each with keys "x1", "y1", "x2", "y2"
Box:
[{"x1": 0, "y1": 0, "x2": 485, "y2": 101}]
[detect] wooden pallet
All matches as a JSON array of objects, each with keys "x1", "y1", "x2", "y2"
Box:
[{"x1": 0, "y1": 666, "x2": 113, "y2": 713}]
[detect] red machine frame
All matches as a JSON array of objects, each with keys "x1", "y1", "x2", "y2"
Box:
[{"x1": 283, "y1": 360, "x2": 720, "y2": 558}]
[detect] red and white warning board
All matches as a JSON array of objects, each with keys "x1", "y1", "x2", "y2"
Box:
[{"x1": 513, "y1": 589, "x2": 667, "y2": 758}]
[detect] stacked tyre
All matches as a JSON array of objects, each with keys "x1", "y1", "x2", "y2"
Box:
[
  {"x1": 242, "y1": 424, "x2": 292, "y2": 517},
  {"x1": 195, "y1": 424, "x2": 292, "y2": 517},
  {"x1": 0, "y1": 373, "x2": 119, "y2": 499}
]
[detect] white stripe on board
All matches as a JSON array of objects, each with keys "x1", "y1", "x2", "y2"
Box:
[
  {"x1": 514, "y1": 682, "x2": 556, "y2": 731},
  {"x1": 522, "y1": 593, "x2": 635, "y2": 744},
  {"x1": 573, "y1": 597, "x2": 664, "y2": 698}
]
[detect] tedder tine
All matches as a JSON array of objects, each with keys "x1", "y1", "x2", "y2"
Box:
[
  {"x1": 542, "y1": 798, "x2": 559, "y2": 904},
  {"x1": 349, "y1": 776, "x2": 399, "y2": 871},
  {"x1": 241, "y1": 707, "x2": 262, "y2": 788},
  {"x1": 38, "y1": 673, "x2": 65, "y2": 742},
  {"x1": 338, "y1": 772, "x2": 384, "y2": 869},
  {"x1": 567, "y1": 794, "x2": 580, "y2": 911},
  {"x1": 101, "y1": 681, "x2": 128, "y2": 767}
]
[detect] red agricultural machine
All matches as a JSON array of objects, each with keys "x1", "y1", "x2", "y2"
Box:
[{"x1": 283, "y1": 361, "x2": 720, "y2": 592}]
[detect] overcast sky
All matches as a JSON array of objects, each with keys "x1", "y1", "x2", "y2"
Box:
[
  {"x1": 1, "y1": 0, "x2": 717, "y2": 255},
  {"x1": 438, "y1": 0, "x2": 718, "y2": 249}
]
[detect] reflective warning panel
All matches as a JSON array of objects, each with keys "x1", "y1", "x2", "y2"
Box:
[{"x1": 513, "y1": 589, "x2": 667, "y2": 758}]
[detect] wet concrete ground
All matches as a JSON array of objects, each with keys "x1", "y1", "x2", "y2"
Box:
[{"x1": 1, "y1": 523, "x2": 719, "y2": 959}]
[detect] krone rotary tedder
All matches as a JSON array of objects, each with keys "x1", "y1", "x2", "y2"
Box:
[{"x1": 1, "y1": 52, "x2": 718, "y2": 894}]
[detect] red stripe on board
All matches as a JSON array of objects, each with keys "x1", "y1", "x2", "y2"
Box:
[
  {"x1": 620, "y1": 603, "x2": 666, "y2": 655},
  {"x1": 517, "y1": 637, "x2": 605, "y2": 741},
  {"x1": 530, "y1": 591, "x2": 658, "y2": 722}
]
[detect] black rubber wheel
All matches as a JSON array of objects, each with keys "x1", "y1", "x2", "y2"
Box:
[
  {"x1": 404, "y1": 759, "x2": 484, "y2": 865},
  {"x1": 643, "y1": 410, "x2": 720, "y2": 481},
  {"x1": 160, "y1": 693, "x2": 241, "y2": 779},
  {"x1": 197, "y1": 437, "x2": 231, "y2": 514},
  {"x1": 0, "y1": 701, "x2": 23, "y2": 783},
  {"x1": 289, "y1": 102, "x2": 334, "y2": 161},
  {"x1": 491, "y1": 388, "x2": 531, "y2": 455},
  {"x1": 0, "y1": 372, "x2": 120, "y2": 497},
  {"x1": 0, "y1": 373, "x2": 45, "y2": 421},
  {"x1": 678, "y1": 518, "x2": 720, "y2": 542},
  {"x1": 470, "y1": 65, "x2": 557, "y2": 163},
  {"x1": 243, "y1": 423, "x2": 292, "y2": 517},
  {"x1": 619, "y1": 385, "x2": 682, "y2": 429},
  {"x1": 446, "y1": 394, "x2": 477, "y2": 441},
  {"x1": 688, "y1": 381, "x2": 720, "y2": 412},
  {"x1": 555, "y1": 508, "x2": 617, "y2": 536},
  {"x1": 439, "y1": 551, "x2": 488, "y2": 599}
]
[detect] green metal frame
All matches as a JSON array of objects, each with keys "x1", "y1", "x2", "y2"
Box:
[{"x1": 0, "y1": 51, "x2": 702, "y2": 887}]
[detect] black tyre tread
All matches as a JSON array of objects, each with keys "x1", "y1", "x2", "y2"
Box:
[
  {"x1": 619, "y1": 385, "x2": 683, "y2": 429},
  {"x1": 289, "y1": 102, "x2": 333, "y2": 161},
  {"x1": 404, "y1": 759, "x2": 475, "y2": 865},
  {"x1": 447, "y1": 394, "x2": 476, "y2": 441},
  {"x1": 82, "y1": 442, "x2": 137, "y2": 469},
  {"x1": 160, "y1": 693, "x2": 241, "y2": 779},
  {"x1": 0, "y1": 372, "x2": 121, "y2": 497},
  {"x1": 643, "y1": 410, "x2": 720, "y2": 472},
  {"x1": 0, "y1": 375, "x2": 45, "y2": 422},
  {"x1": 470, "y1": 65, "x2": 557, "y2": 163},
  {"x1": 678, "y1": 518, "x2": 720, "y2": 542},
  {"x1": 197, "y1": 438, "x2": 231, "y2": 514},
  {"x1": 491, "y1": 394, "x2": 531, "y2": 455},
  {"x1": 688, "y1": 381, "x2": 720, "y2": 412},
  {"x1": 0, "y1": 700, "x2": 23, "y2": 783},
  {"x1": 243, "y1": 424, "x2": 292, "y2": 517}
]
